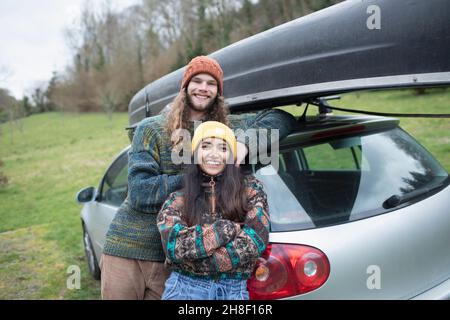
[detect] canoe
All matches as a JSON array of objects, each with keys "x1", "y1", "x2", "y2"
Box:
[{"x1": 128, "y1": 0, "x2": 450, "y2": 125}]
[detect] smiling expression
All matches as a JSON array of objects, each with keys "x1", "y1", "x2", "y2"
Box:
[
  {"x1": 196, "y1": 137, "x2": 232, "y2": 176},
  {"x1": 186, "y1": 73, "x2": 219, "y2": 114}
]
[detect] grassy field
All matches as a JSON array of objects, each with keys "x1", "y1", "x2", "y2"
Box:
[
  {"x1": 0, "y1": 112, "x2": 129, "y2": 299},
  {"x1": 0, "y1": 88, "x2": 449, "y2": 299}
]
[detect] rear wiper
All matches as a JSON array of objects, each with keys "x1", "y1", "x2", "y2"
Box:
[{"x1": 383, "y1": 181, "x2": 446, "y2": 209}]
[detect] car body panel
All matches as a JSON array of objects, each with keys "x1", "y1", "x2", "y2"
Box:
[
  {"x1": 81, "y1": 201, "x2": 116, "y2": 260},
  {"x1": 128, "y1": 0, "x2": 450, "y2": 125},
  {"x1": 412, "y1": 277, "x2": 450, "y2": 300},
  {"x1": 266, "y1": 185, "x2": 450, "y2": 299}
]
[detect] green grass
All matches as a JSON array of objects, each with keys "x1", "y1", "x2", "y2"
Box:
[
  {"x1": 0, "y1": 88, "x2": 448, "y2": 299},
  {"x1": 0, "y1": 112, "x2": 129, "y2": 299}
]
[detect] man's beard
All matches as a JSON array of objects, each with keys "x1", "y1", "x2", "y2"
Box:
[{"x1": 186, "y1": 93, "x2": 216, "y2": 113}]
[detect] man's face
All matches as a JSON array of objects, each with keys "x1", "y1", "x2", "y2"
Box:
[{"x1": 186, "y1": 73, "x2": 219, "y2": 114}]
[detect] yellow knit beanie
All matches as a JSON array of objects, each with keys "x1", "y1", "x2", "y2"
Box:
[{"x1": 191, "y1": 121, "x2": 237, "y2": 160}]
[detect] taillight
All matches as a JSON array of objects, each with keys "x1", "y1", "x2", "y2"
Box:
[{"x1": 247, "y1": 243, "x2": 330, "y2": 300}]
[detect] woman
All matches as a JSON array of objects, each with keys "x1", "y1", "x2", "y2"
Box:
[{"x1": 157, "y1": 121, "x2": 270, "y2": 300}]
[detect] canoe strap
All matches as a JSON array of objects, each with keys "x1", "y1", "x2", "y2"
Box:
[
  {"x1": 324, "y1": 105, "x2": 450, "y2": 118},
  {"x1": 306, "y1": 97, "x2": 450, "y2": 118}
]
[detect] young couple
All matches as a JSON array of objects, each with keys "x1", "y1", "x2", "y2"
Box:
[{"x1": 100, "y1": 56, "x2": 297, "y2": 300}]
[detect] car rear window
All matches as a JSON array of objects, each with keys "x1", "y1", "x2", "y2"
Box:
[{"x1": 255, "y1": 127, "x2": 449, "y2": 231}]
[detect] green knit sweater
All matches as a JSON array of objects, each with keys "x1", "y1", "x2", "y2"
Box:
[{"x1": 103, "y1": 109, "x2": 296, "y2": 261}]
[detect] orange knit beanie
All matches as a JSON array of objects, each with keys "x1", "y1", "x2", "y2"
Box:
[{"x1": 181, "y1": 56, "x2": 224, "y2": 95}]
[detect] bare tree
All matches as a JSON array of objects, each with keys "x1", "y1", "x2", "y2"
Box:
[
  {"x1": 52, "y1": 0, "x2": 343, "y2": 116},
  {"x1": 29, "y1": 81, "x2": 51, "y2": 113},
  {"x1": 0, "y1": 66, "x2": 13, "y2": 83},
  {"x1": 0, "y1": 88, "x2": 24, "y2": 143},
  {"x1": 0, "y1": 85, "x2": 9, "y2": 186}
]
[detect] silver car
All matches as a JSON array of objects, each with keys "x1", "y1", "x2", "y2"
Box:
[{"x1": 76, "y1": 113, "x2": 450, "y2": 299}]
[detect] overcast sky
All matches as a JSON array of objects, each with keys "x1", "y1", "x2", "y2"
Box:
[{"x1": 0, "y1": 0, "x2": 140, "y2": 99}]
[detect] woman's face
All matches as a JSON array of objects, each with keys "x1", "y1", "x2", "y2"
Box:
[{"x1": 197, "y1": 137, "x2": 231, "y2": 176}]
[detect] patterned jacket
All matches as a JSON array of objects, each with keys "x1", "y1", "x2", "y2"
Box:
[{"x1": 157, "y1": 175, "x2": 270, "y2": 280}]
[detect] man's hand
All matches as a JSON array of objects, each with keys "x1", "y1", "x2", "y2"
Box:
[{"x1": 235, "y1": 141, "x2": 248, "y2": 167}]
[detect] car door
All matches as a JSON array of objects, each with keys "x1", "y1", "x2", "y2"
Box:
[{"x1": 88, "y1": 149, "x2": 129, "y2": 258}]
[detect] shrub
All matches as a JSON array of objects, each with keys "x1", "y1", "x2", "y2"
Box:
[{"x1": 0, "y1": 158, "x2": 8, "y2": 187}]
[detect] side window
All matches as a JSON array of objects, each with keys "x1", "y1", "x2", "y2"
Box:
[{"x1": 100, "y1": 152, "x2": 129, "y2": 207}]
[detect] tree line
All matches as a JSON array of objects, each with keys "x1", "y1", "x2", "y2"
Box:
[{"x1": 0, "y1": 0, "x2": 342, "y2": 123}]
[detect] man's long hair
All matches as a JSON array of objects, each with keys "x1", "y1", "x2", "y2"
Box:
[
  {"x1": 183, "y1": 164, "x2": 250, "y2": 226},
  {"x1": 165, "y1": 90, "x2": 230, "y2": 146}
]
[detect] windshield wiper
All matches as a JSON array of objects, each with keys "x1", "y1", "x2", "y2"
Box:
[{"x1": 383, "y1": 181, "x2": 446, "y2": 209}]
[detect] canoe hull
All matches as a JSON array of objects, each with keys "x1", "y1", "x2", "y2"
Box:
[{"x1": 129, "y1": 0, "x2": 450, "y2": 125}]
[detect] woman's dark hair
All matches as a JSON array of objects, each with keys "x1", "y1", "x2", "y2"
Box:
[{"x1": 183, "y1": 164, "x2": 250, "y2": 226}]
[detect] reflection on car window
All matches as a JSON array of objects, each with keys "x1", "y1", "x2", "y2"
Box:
[
  {"x1": 101, "y1": 152, "x2": 128, "y2": 207},
  {"x1": 303, "y1": 137, "x2": 363, "y2": 170},
  {"x1": 256, "y1": 128, "x2": 449, "y2": 232}
]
